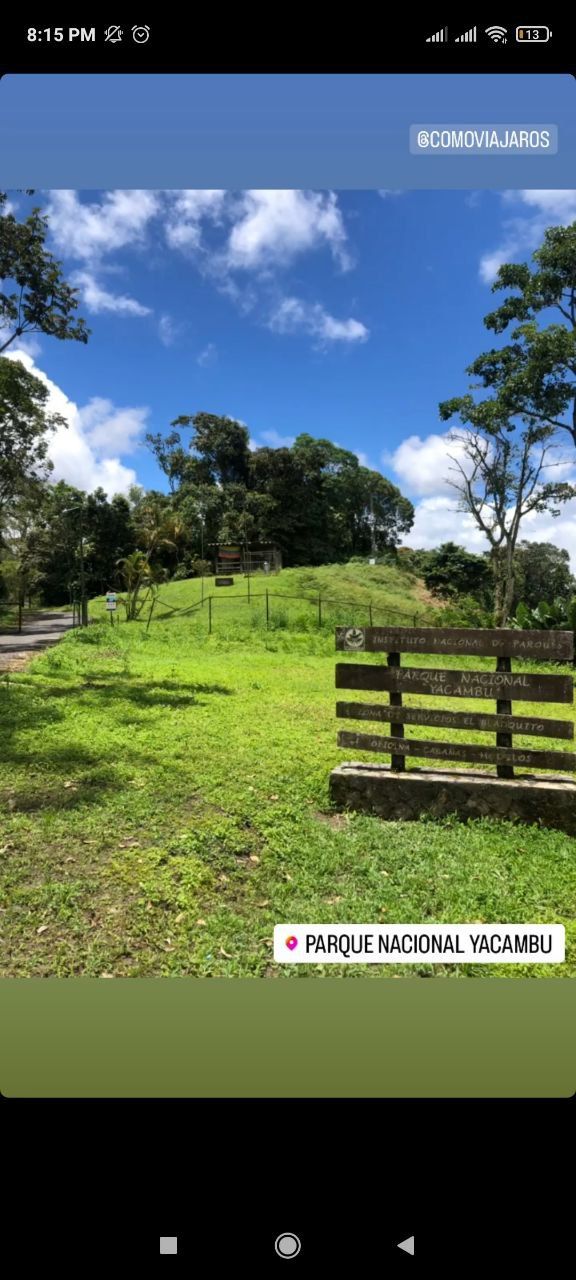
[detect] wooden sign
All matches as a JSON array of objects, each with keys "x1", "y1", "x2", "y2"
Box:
[
  {"x1": 336, "y1": 702, "x2": 574, "y2": 740},
  {"x1": 215, "y1": 577, "x2": 234, "y2": 587},
  {"x1": 337, "y1": 731, "x2": 576, "y2": 772},
  {"x1": 334, "y1": 622, "x2": 575, "y2": 780},
  {"x1": 335, "y1": 663, "x2": 573, "y2": 704},
  {"x1": 336, "y1": 625, "x2": 574, "y2": 663}
]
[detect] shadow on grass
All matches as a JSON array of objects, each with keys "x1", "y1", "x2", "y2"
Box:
[
  {"x1": 1, "y1": 762, "x2": 122, "y2": 813},
  {"x1": 35, "y1": 675, "x2": 233, "y2": 708},
  {"x1": 0, "y1": 674, "x2": 234, "y2": 788}
]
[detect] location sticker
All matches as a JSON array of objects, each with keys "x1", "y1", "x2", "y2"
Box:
[{"x1": 285, "y1": 935, "x2": 298, "y2": 952}]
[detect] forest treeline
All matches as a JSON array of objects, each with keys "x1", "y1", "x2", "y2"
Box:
[{"x1": 0, "y1": 402, "x2": 415, "y2": 605}]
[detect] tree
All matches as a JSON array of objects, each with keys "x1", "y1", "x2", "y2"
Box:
[
  {"x1": 0, "y1": 357, "x2": 65, "y2": 513},
  {"x1": 513, "y1": 541, "x2": 575, "y2": 612},
  {"x1": 0, "y1": 192, "x2": 89, "y2": 354},
  {"x1": 20, "y1": 482, "x2": 137, "y2": 605},
  {"x1": 132, "y1": 493, "x2": 178, "y2": 568},
  {"x1": 83, "y1": 490, "x2": 136, "y2": 593},
  {"x1": 0, "y1": 484, "x2": 46, "y2": 612},
  {"x1": 439, "y1": 393, "x2": 574, "y2": 625},
  {"x1": 421, "y1": 542, "x2": 492, "y2": 602},
  {"x1": 466, "y1": 222, "x2": 576, "y2": 449},
  {"x1": 117, "y1": 550, "x2": 162, "y2": 621},
  {"x1": 147, "y1": 416, "x2": 413, "y2": 568},
  {"x1": 148, "y1": 413, "x2": 251, "y2": 489}
]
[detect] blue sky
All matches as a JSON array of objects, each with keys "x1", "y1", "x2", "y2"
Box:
[{"x1": 6, "y1": 187, "x2": 576, "y2": 558}]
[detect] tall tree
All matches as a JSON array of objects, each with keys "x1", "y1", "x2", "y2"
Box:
[
  {"x1": 513, "y1": 540, "x2": 576, "y2": 612},
  {"x1": 0, "y1": 192, "x2": 89, "y2": 353},
  {"x1": 439, "y1": 394, "x2": 574, "y2": 625},
  {"x1": 0, "y1": 357, "x2": 65, "y2": 514},
  {"x1": 420, "y1": 542, "x2": 492, "y2": 602},
  {"x1": 469, "y1": 222, "x2": 576, "y2": 448}
]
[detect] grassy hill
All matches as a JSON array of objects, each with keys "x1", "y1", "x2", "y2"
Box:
[
  {"x1": 91, "y1": 558, "x2": 438, "y2": 645},
  {"x1": 154, "y1": 558, "x2": 433, "y2": 615}
]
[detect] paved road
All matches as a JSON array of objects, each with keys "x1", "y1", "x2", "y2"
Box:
[{"x1": 0, "y1": 611, "x2": 75, "y2": 667}]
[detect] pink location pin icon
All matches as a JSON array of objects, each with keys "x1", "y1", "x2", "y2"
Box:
[{"x1": 285, "y1": 935, "x2": 298, "y2": 951}]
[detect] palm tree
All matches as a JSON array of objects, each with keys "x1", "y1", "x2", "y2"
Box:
[{"x1": 116, "y1": 550, "x2": 162, "y2": 621}]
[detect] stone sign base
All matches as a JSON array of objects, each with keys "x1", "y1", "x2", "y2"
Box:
[{"x1": 329, "y1": 762, "x2": 576, "y2": 836}]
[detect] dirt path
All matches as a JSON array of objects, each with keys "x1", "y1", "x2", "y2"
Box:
[{"x1": 0, "y1": 611, "x2": 75, "y2": 672}]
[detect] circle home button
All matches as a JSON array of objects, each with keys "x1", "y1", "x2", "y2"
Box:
[{"x1": 275, "y1": 1233, "x2": 302, "y2": 1259}]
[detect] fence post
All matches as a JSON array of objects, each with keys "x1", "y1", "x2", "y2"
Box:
[
  {"x1": 368, "y1": 604, "x2": 373, "y2": 626},
  {"x1": 266, "y1": 589, "x2": 269, "y2": 629},
  {"x1": 208, "y1": 595, "x2": 212, "y2": 634},
  {"x1": 318, "y1": 595, "x2": 322, "y2": 628}
]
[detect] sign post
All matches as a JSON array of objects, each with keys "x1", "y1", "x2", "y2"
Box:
[
  {"x1": 106, "y1": 591, "x2": 117, "y2": 625},
  {"x1": 330, "y1": 624, "x2": 576, "y2": 834}
]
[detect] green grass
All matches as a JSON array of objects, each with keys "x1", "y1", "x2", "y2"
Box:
[
  {"x1": 113, "y1": 558, "x2": 435, "y2": 630},
  {"x1": 1, "y1": 592, "x2": 575, "y2": 978}
]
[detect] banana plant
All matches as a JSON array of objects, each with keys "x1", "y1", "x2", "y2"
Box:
[{"x1": 511, "y1": 597, "x2": 576, "y2": 631}]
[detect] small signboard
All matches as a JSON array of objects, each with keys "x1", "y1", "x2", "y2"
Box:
[
  {"x1": 106, "y1": 592, "x2": 117, "y2": 611},
  {"x1": 215, "y1": 577, "x2": 233, "y2": 587}
]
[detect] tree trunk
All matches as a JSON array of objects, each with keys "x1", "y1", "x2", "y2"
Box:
[
  {"x1": 492, "y1": 546, "x2": 516, "y2": 627},
  {"x1": 500, "y1": 571, "x2": 516, "y2": 627}
]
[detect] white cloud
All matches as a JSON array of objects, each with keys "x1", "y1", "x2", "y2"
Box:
[
  {"x1": 390, "y1": 429, "x2": 576, "y2": 565},
  {"x1": 479, "y1": 189, "x2": 576, "y2": 283},
  {"x1": 158, "y1": 313, "x2": 190, "y2": 347},
  {"x1": 7, "y1": 334, "x2": 42, "y2": 359},
  {"x1": 403, "y1": 496, "x2": 488, "y2": 551},
  {"x1": 403, "y1": 493, "x2": 576, "y2": 569},
  {"x1": 259, "y1": 429, "x2": 296, "y2": 448},
  {"x1": 388, "y1": 432, "x2": 472, "y2": 497},
  {"x1": 165, "y1": 190, "x2": 227, "y2": 252},
  {"x1": 72, "y1": 270, "x2": 151, "y2": 317},
  {"x1": 355, "y1": 450, "x2": 370, "y2": 467},
  {"x1": 36, "y1": 189, "x2": 367, "y2": 346},
  {"x1": 516, "y1": 496, "x2": 576, "y2": 567},
  {"x1": 44, "y1": 191, "x2": 157, "y2": 319},
  {"x1": 159, "y1": 314, "x2": 176, "y2": 346},
  {"x1": 196, "y1": 342, "x2": 217, "y2": 367},
  {"x1": 165, "y1": 189, "x2": 353, "y2": 276},
  {"x1": 269, "y1": 296, "x2": 368, "y2": 345},
  {"x1": 225, "y1": 190, "x2": 352, "y2": 272},
  {"x1": 377, "y1": 190, "x2": 403, "y2": 199},
  {"x1": 45, "y1": 189, "x2": 160, "y2": 262},
  {"x1": 5, "y1": 349, "x2": 142, "y2": 496},
  {"x1": 76, "y1": 397, "x2": 149, "y2": 453}
]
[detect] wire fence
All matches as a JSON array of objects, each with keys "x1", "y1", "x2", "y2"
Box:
[{"x1": 145, "y1": 587, "x2": 423, "y2": 633}]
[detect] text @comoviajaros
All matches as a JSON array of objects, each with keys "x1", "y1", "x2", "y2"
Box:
[{"x1": 274, "y1": 924, "x2": 565, "y2": 964}]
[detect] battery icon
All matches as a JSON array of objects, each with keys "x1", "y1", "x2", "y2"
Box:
[{"x1": 516, "y1": 26, "x2": 552, "y2": 41}]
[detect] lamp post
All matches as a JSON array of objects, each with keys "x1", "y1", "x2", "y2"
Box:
[
  {"x1": 63, "y1": 504, "x2": 88, "y2": 626},
  {"x1": 199, "y1": 512, "x2": 205, "y2": 604}
]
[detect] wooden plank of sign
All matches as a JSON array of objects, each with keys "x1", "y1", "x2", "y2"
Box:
[
  {"x1": 335, "y1": 625, "x2": 574, "y2": 662},
  {"x1": 496, "y1": 653, "x2": 514, "y2": 779},
  {"x1": 337, "y1": 730, "x2": 576, "y2": 772},
  {"x1": 335, "y1": 702, "x2": 575, "y2": 740},
  {"x1": 335, "y1": 663, "x2": 574, "y2": 704},
  {"x1": 215, "y1": 577, "x2": 234, "y2": 586}
]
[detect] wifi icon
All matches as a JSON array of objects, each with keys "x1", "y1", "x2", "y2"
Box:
[{"x1": 485, "y1": 25, "x2": 508, "y2": 42}]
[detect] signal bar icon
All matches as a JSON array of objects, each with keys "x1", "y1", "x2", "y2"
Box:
[
  {"x1": 426, "y1": 27, "x2": 448, "y2": 42},
  {"x1": 455, "y1": 26, "x2": 477, "y2": 42}
]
